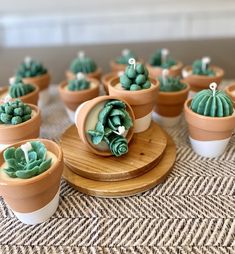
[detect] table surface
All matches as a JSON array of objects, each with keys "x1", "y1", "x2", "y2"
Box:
[{"x1": 0, "y1": 82, "x2": 235, "y2": 254}]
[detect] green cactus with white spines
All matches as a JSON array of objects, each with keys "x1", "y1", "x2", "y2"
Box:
[
  {"x1": 68, "y1": 73, "x2": 91, "y2": 91},
  {"x1": 9, "y1": 77, "x2": 35, "y2": 98}
]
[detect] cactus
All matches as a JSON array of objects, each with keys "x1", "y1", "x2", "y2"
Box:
[
  {"x1": 192, "y1": 57, "x2": 215, "y2": 76},
  {"x1": 70, "y1": 51, "x2": 97, "y2": 74},
  {"x1": 149, "y1": 48, "x2": 176, "y2": 68},
  {"x1": 159, "y1": 70, "x2": 186, "y2": 92},
  {"x1": 68, "y1": 73, "x2": 91, "y2": 91},
  {"x1": 3, "y1": 141, "x2": 52, "y2": 179},
  {"x1": 0, "y1": 99, "x2": 32, "y2": 125},
  {"x1": 120, "y1": 59, "x2": 151, "y2": 91},
  {"x1": 115, "y1": 49, "x2": 138, "y2": 65},
  {"x1": 9, "y1": 77, "x2": 35, "y2": 98},
  {"x1": 191, "y1": 83, "x2": 233, "y2": 117},
  {"x1": 88, "y1": 99, "x2": 133, "y2": 156},
  {"x1": 16, "y1": 57, "x2": 47, "y2": 78}
]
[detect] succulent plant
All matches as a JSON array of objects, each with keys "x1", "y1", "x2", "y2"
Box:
[
  {"x1": 9, "y1": 77, "x2": 35, "y2": 98},
  {"x1": 0, "y1": 99, "x2": 32, "y2": 125},
  {"x1": 88, "y1": 100, "x2": 133, "y2": 156},
  {"x1": 3, "y1": 141, "x2": 52, "y2": 179},
  {"x1": 68, "y1": 73, "x2": 91, "y2": 91},
  {"x1": 192, "y1": 57, "x2": 215, "y2": 76},
  {"x1": 70, "y1": 51, "x2": 97, "y2": 74},
  {"x1": 191, "y1": 83, "x2": 233, "y2": 117},
  {"x1": 120, "y1": 59, "x2": 151, "y2": 91},
  {"x1": 16, "y1": 57, "x2": 47, "y2": 78},
  {"x1": 149, "y1": 48, "x2": 176, "y2": 68},
  {"x1": 115, "y1": 49, "x2": 138, "y2": 65}
]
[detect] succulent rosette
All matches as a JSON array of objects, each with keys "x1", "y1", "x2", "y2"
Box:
[
  {"x1": 192, "y1": 57, "x2": 215, "y2": 76},
  {"x1": 159, "y1": 70, "x2": 186, "y2": 92}
]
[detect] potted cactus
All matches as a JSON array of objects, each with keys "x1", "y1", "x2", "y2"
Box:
[
  {"x1": 0, "y1": 77, "x2": 39, "y2": 106},
  {"x1": 109, "y1": 58, "x2": 159, "y2": 133},
  {"x1": 0, "y1": 99, "x2": 41, "y2": 151},
  {"x1": 153, "y1": 69, "x2": 190, "y2": 127},
  {"x1": 16, "y1": 57, "x2": 51, "y2": 106},
  {"x1": 59, "y1": 73, "x2": 100, "y2": 122},
  {"x1": 110, "y1": 49, "x2": 139, "y2": 72},
  {"x1": 0, "y1": 139, "x2": 63, "y2": 224},
  {"x1": 75, "y1": 96, "x2": 135, "y2": 156},
  {"x1": 225, "y1": 83, "x2": 235, "y2": 108},
  {"x1": 66, "y1": 51, "x2": 102, "y2": 81},
  {"x1": 182, "y1": 57, "x2": 224, "y2": 94},
  {"x1": 184, "y1": 82, "x2": 235, "y2": 158},
  {"x1": 146, "y1": 48, "x2": 183, "y2": 78}
]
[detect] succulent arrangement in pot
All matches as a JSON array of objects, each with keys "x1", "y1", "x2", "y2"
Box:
[
  {"x1": 225, "y1": 83, "x2": 235, "y2": 108},
  {"x1": 16, "y1": 57, "x2": 51, "y2": 106},
  {"x1": 0, "y1": 99, "x2": 41, "y2": 151},
  {"x1": 66, "y1": 51, "x2": 102, "y2": 81},
  {"x1": 75, "y1": 96, "x2": 135, "y2": 156},
  {"x1": 182, "y1": 57, "x2": 224, "y2": 94},
  {"x1": 146, "y1": 48, "x2": 183, "y2": 78},
  {"x1": 108, "y1": 58, "x2": 159, "y2": 133},
  {"x1": 0, "y1": 77, "x2": 39, "y2": 106},
  {"x1": 153, "y1": 69, "x2": 190, "y2": 127},
  {"x1": 184, "y1": 82, "x2": 235, "y2": 158},
  {"x1": 0, "y1": 139, "x2": 63, "y2": 224},
  {"x1": 59, "y1": 73, "x2": 99, "y2": 122}
]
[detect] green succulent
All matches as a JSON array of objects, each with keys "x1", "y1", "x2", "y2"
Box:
[
  {"x1": 70, "y1": 52, "x2": 97, "y2": 74},
  {"x1": 192, "y1": 59, "x2": 215, "y2": 76},
  {"x1": 149, "y1": 49, "x2": 176, "y2": 68},
  {"x1": 159, "y1": 76, "x2": 186, "y2": 92},
  {"x1": 68, "y1": 75, "x2": 91, "y2": 91},
  {"x1": 88, "y1": 100, "x2": 133, "y2": 157},
  {"x1": 16, "y1": 57, "x2": 47, "y2": 78},
  {"x1": 115, "y1": 49, "x2": 138, "y2": 65},
  {"x1": 3, "y1": 141, "x2": 52, "y2": 179},
  {"x1": 9, "y1": 77, "x2": 35, "y2": 98},
  {"x1": 120, "y1": 63, "x2": 151, "y2": 91},
  {"x1": 0, "y1": 99, "x2": 32, "y2": 125}
]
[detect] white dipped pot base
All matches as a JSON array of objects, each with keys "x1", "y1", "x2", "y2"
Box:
[
  {"x1": 134, "y1": 112, "x2": 152, "y2": 133},
  {"x1": 65, "y1": 107, "x2": 76, "y2": 123},
  {"x1": 38, "y1": 88, "x2": 50, "y2": 107},
  {"x1": 10, "y1": 189, "x2": 60, "y2": 225},
  {"x1": 152, "y1": 112, "x2": 181, "y2": 128},
  {"x1": 189, "y1": 136, "x2": 231, "y2": 158}
]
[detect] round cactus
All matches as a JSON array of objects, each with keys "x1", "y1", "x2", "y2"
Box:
[
  {"x1": 0, "y1": 99, "x2": 32, "y2": 125},
  {"x1": 192, "y1": 57, "x2": 215, "y2": 76},
  {"x1": 191, "y1": 83, "x2": 233, "y2": 117},
  {"x1": 115, "y1": 49, "x2": 138, "y2": 65},
  {"x1": 67, "y1": 73, "x2": 91, "y2": 91},
  {"x1": 9, "y1": 77, "x2": 35, "y2": 98},
  {"x1": 149, "y1": 48, "x2": 176, "y2": 68}
]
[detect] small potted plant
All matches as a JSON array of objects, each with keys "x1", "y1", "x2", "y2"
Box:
[
  {"x1": 153, "y1": 69, "x2": 190, "y2": 127},
  {"x1": 182, "y1": 57, "x2": 224, "y2": 94},
  {"x1": 110, "y1": 49, "x2": 139, "y2": 72},
  {"x1": 0, "y1": 139, "x2": 63, "y2": 224},
  {"x1": 75, "y1": 96, "x2": 135, "y2": 157},
  {"x1": 0, "y1": 77, "x2": 39, "y2": 106},
  {"x1": 59, "y1": 73, "x2": 100, "y2": 122},
  {"x1": 101, "y1": 71, "x2": 124, "y2": 94},
  {"x1": 184, "y1": 82, "x2": 235, "y2": 158},
  {"x1": 16, "y1": 57, "x2": 51, "y2": 106},
  {"x1": 146, "y1": 48, "x2": 183, "y2": 78},
  {"x1": 0, "y1": 99, "x2": 41, "y2": 151},
  {"x1": 109, "y1": 58, "x2": 159, "y2": 133},
  {"x1": 66, "y1": 51, "x2": 102, "y2": 81},
  {"x1": 225, "y1": 83, "x2": 235, "y2": 107}
]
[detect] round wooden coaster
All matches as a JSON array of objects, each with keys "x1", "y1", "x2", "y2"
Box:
[
  {"x1": 62, "y1": 133, "x2": 176, "y2": 198},
  {"x1": 60, "y1": 122, "x2": 167, "y2": 181}
]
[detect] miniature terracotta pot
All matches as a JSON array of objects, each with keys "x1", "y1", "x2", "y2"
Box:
[
  {"x1": 66, "y1": 68, "x2": 102, "y2": 81},
  {"x1": 182, "y1": 65, "x2": 224, "y2": 93},
  {"x1": 58, "y1": 78, "x2": 100, "y2": 122},
  {"x1": 184, "y1": 99, "x2": 235, "y2": 158},
  {"x1": 109, "y1": 77, "x2": 159, "y2": 133},
  {"x1": 146, "y1": 61, "x2": 183, "y2": 78},
  {"x1": 0, "y1": 138, "x2": 63, "y2": 225},
  {"x1": 75, "y1": 95, "x2": 135, "y2": 156},
  {"x1": 110, "y1": 60, "x2": 128, "y2": 72},
  {"x1": 101, "y1": 72, "x2": 119, "y2": 94},
  {"x1": 0, "y1": 104, "x2": 41, "y2": 151},
  {"x1": 225, "y1": 83, "x2": 235, "y2": 107},
  {"x1": 153, "y1": 81, "x2": 190, "y2": 127}
]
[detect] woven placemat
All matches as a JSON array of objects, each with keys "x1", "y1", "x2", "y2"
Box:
[{"x1": 0, "y1": 82, "x2": 234, "y2": 254}]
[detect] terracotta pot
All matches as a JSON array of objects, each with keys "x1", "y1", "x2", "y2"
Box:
[
  {"x1": 0, "y1": 84, "x2": 39, "y2": 106},
  {"x1": 146, "y1": 61, "x2": 183, "y2": 78},
  {"x1": 58, "y1": 78, "x2": 100, "y2": 122},
  {"x1": 0, "y1": 138, "x2": 63, "y2": 224},
  {"x1": 0, "y1": 104, "x2": 41, "y2": 151},
  {"x1": 153, "y1": 81, "x2": 190, "y2": 127},
  {"x1": 109, "y1": 77, "x2": 159, "y2": 133},
  {"x1": 101, "y1": 72, "x2": 119, "y2": 94},
  {"x1": 184, "y1": 98, "x2": 235, "y2": 158},
  {"x1": 182, "y1": 65, "x2": 224, "y2": 93},
  {"x1": 225, "y1": 83, "x2": 235, "y2": 107},
  {"x1": 75, "y1": 95, "x2": 135, "y2": 156},
  {"x1": 66, "y1": 67, "x2": 102, "y2": 81},
  {"x1": 110, "y1": 60, "x2": 128, "y2": 72}
]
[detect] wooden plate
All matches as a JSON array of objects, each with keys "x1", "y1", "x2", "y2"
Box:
[{"x1": 60, "y1": 122, "x2": 167, "y2": 181}]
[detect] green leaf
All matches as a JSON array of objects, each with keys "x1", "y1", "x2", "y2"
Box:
[
  {"x1": 95, "y1": 121, "x2": 105, "y2": 133},
  {"x1": 88, "y1": 130, "x2": 102, "y2": 137},
  {"x1": 91, "y1": 134, "x2": 104, "y2": 145},
  {"x1": 15, "y1": 147, "x2": 25, "y2": 163},
  {"x1": 16, "y1": 166, "x2": 39, "y2": 179},
  {"x1": 4, "y1": 147, "x2": 15, "y2": 160},
  {"x1": 38, "y1": 158, "x2": 52, "y2": 174},
  {"x1": 111, "y1": 116, "x2": 121, "y2": 126},
  {"x1": 109, "y1": 109, "x2": 126, "y2": 118},
  {"x1": 122, "y1": 110, "x2": 133, "y2": 129},
  {"x1": 6, "y1": 158, "x2": 18, "y2": 169},
  {"x1": 104, "y1": 127, "x2": 113, "y2": 136},
  {"x1": 28, "y1": 151, "x2": 37, "y2": 161},
  {"x1": 98, "y1": 105, "x2": 113, "y2": 124}
]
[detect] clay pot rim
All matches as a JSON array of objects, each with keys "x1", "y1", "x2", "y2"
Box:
[
  {"x1": 101, "y1": 72, "x2": 118, "y2": 82},
  {"x1": 146, "y1": 60, "x2": 183, "y2": 70},
  {"x1": 0, "y1": 103, "x2": 40, "y2": 130},
  {"x1": 184, "y1": 98, "x2": 235, "y2": 121},
  {"x1": 22, "y1": 72, "x2": 50, "y2": 82},
  {"x1": 67, "y1": 67, "x2": 102, "y2": 76},
  {"x1": 0, "y1": 138, "x2": 63, "y2": 186},
  {"x1": 158, "y1": 80, "x2": 190, "y2": 96}
]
